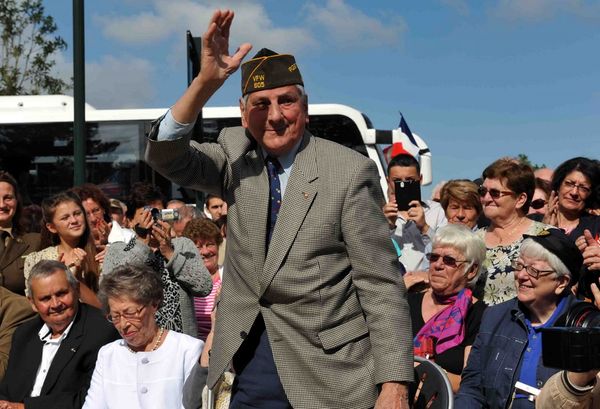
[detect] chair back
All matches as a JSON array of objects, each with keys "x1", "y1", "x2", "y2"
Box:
[{"x1": 410, "y1": 356, "x2": 454, "y2": 409}]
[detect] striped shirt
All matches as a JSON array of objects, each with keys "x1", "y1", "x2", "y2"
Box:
[{"x1": 193, "y1": 270, "x2": 222, "y2": 341}]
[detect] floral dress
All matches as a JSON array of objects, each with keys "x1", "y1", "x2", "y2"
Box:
[{"x1": 476, "y1": 221, "x2": 552, "y2": 305}]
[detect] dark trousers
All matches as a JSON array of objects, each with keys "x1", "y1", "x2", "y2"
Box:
[{"x1": 230, "y1": 314, "x2": 292, "y2": 409}]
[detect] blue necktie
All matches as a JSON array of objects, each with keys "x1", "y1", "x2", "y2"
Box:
[{"x1": 266, "y1": 156, "x2": 282, "y2": 246}]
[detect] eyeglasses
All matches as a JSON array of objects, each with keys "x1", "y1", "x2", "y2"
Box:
[
  {"x1": 106, "y1": 305, "x2": 146, "y2": 323},
  {"x1": 478, "y1": 186, "x2": 514, "y2": 199},
  {"x1": 530, "y1": 199, "x2": 547, "y2": 210},
  {"x1": 562, "y1": 180, "x2": 592, "y2": 195},
  {"x1": 426, "y1": 253, "x2": 467, "y2": 268},
  {"x1": 511, "y1": 261, "x2": 556, "y2": 279}
]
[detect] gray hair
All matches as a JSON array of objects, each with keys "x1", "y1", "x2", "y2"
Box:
[
  {"x1": 519, "y1": 239, "x2": 571, "y2": 278},
  {"x1": 99, "y1": 264, "x2": 163, "y2": 313},
  {"x1": 432, "y1": 224, "x2": 486, "y2": 288},
  {"x1": 27, "y1": 260, "x2": 79, "y2": 297},
  {"x1": 240, "y1": 84, "x2": 307, "y2": 107}
]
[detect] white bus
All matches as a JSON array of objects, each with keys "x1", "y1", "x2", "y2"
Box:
[{"x1": 0, "y1": 95, "x2": 431, "y2": 204}]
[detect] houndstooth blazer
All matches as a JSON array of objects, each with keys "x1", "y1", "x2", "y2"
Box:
[{"x1": 146, "y1": 124, "x2": 414, "y2": 409}]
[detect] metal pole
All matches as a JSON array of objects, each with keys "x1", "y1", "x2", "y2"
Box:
[{"x1": 73, "y1": 0, "x2": 86, "y2": 186}]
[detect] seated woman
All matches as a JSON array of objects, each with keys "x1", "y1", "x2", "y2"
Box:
[
  {"x1": 182, "y1": 218, "x2": 223, "y2": 341},
  {"x1": 83, "y1": 264, "x2": 203, "y2": 409},
  {"x1": 477, "y1": 158, "x2": 551, "y2": 305},
  {"x1": 103, "y1": 182, "x2": 212, "y2": 337},
  {"x1": 0, "y1": 171, "x2": 40, "y2": 295},
  {"x1": 405, "y1": 179, "x2": 482, "y2": 291},
  {"x1": 439, "y1": 179, "x2": 482, "y2": 230},
  {"x1": 409, "y1": 224, "x2": 486, "y2": 392},
  {"x1": 544, "y1": 157, "x2": 600, "y2": 241},
  {"x1": 24, "y1": 191, "x2": 100, "y2": 307},
  {"x1": 456, "y1": 228, "x2": 584, "y2": 409},
  {"x1": 527, "y1": 177, "x2": 552, "y2": 218}
]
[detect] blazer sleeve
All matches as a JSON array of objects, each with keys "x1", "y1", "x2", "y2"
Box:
[
  {"x1": 167, "y1": 238, "x2": 213, "y2": 297},
  {"x1": 0, "y1": 289, "x2": 35, "y2": 381},
  {"x1": 340, "y1": 158, "x2": 414, "y2": 384},
  {"x1": 145, "y1": 120, "x2": 229, "y2": 196}
]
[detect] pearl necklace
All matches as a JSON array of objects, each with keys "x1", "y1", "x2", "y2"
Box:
[{"x1": 125, "y1": 327, "x2": 165, "y2": 353}]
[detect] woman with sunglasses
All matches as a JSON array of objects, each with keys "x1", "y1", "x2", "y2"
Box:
[
  {"x1": 83, "y1": 264, "x2": 203, "y2": 409},
  {"x1": 456, "y1": 229, "x2": 583, "y2": 409},
  {"x1": 528, "y1": 177, "x2": 552, "y2": 218},
  {"x1": 409, "y1": 224, "x2": 486, "y2": 392},
  {"x1": 544, "y1": 157, "x2": 600, "y2": 243},
  {"x1": 476, "y1": 158, "x2": 551, "y2": 305}
]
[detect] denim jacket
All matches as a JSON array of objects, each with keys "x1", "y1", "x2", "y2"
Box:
[{"x1": 455, "y1": 295, "x2": 579, "y2": 409}]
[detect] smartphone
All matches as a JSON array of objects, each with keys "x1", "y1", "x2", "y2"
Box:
[{"x1": 394, "y1": 180, "x2": 421, "y2": 211}]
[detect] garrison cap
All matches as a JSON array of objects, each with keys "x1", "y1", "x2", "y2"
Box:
[
  {"x1": 241, "y1": 48, "x2": 303, "y2": 95},
  {"x1": 523, "y1": 228, "x2": 583, "y2": 280}
]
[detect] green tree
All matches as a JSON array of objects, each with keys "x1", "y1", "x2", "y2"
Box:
[
  {"x1": 0, "y1": 0, "x2": 68, "y2": 95},
  {"x1": 517, "y1": 153, "x2": 546, "y2": 171}
]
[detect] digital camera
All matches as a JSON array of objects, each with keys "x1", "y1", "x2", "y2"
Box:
[{"x1": 542, "y1": 302, "x2": 600, "y2": 372}]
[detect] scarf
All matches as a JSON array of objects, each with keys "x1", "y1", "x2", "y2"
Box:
[{"x1": 414, "y1": 288, "x2": 473, "y2": 356}]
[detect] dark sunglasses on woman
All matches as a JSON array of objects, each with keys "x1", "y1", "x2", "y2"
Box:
[
  {"x1": 478, "y1": 186, "x2": 514, "y2": 199},
  {"x1": 530, "y1": 198, "x2": 547, "y2": 210},
  {"x1": 425, "y1": 252, "x2": 467, "y2": 268}
]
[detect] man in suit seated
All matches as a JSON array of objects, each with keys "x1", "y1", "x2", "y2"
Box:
[
  {"x1": 0, "y1": 260, "x2": 118, "y2": 409},
  {"x1": 146, "y1": 9, "x2": 413, "y2": 409},
  {"x1": 0, "y1": 286, "x2": 36, "y2": 381}
]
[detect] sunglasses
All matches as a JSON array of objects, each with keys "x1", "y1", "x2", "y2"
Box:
[
  {"x1": 478, "y1": 186, "x2": 514, "y2": 199},
  {"x1": 425, "y1": 253, "x2": 467, "y2": 268},
  {"x1": 530, "y1": 199, "x2": 547, "y2": 210}
]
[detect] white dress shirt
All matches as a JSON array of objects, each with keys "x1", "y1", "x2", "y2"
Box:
[{"x1": 30, "y1": 319, "x2": 76, "y2": 397}]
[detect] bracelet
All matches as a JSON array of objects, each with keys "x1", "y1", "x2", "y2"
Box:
[{"x1": 562, "y1": 371, "x2": 596, "y2": 396}]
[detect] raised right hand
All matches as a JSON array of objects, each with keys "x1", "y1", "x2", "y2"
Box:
[{"x1": 199, "y1": 10, "x2": 252, "y2": 89}]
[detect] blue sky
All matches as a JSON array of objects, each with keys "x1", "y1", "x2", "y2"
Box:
[{"x1": 45, "y1": 0, "x2": 600, "y2": 196}]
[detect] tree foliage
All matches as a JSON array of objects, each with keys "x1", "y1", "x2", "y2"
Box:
[
  {"x1": 0, "y1": 0, "x2": 68, "y2": 95},
  {"x1": 517, "y1": 153, "x2": 546, "y2": 170}
]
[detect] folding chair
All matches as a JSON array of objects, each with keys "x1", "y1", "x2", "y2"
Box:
[{"x1": 410, "y1": 356, "x2": 454, "y2": 409}]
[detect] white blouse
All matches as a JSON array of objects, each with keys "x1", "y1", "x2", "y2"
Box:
[{"x1": 83, "y1": 330, "x2": 203, "y2": 409}]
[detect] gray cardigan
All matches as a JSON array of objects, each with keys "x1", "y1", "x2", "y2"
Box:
[{"x1": 103, "y1": 236, "x2": 212, "y2": 337}]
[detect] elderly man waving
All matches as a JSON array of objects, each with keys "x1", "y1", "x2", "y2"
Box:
[{"x1": 146, "y1": 10, "x2": 413, "y2": 409}]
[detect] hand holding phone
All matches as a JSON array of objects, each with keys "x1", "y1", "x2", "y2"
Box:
[{"x1": 394, "y1": 180, "x2": 421, "y2": 212}]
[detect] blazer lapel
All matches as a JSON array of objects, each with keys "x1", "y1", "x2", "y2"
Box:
[
  {"x1": 40, "y1": 306, "x2": 85, "y2": 395},
  {"x1": 239, "y1": 147, "x2": 269, "y2": 290},
  {"x1": 0, "y1": 236, "x2": 29, "y2": 271},
  {"x1": 261, "y1": 134, "x2": 318, "y2": 294}
]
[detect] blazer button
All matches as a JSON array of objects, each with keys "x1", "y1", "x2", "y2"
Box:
[
  {"x1": 140, "y1": 386, "x2": 148, "y2": 394},
  {"x1": 240, "y1": 331, "x2": 248, "y2": 339}
]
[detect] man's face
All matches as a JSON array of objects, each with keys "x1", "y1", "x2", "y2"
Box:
[
  {"x1": 240, "y1": 85, "x2": 308, "y2": 157},
  {"x1": 207, "y1": 197, "x2": 226, "y2": 221},
  {"x1": 29, "y1": 270, "x2": 79, "y2": 336},
  {"x1": 386, "y1": 165, "x2": 421, "y2": 200}
]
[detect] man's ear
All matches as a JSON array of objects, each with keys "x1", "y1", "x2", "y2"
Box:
[
  {"x1": 239, "y1": 98, "x2": 248, "y2": 128},
  {"x1": 28, "y1": 295, "x2": 39, "y2": 313}
]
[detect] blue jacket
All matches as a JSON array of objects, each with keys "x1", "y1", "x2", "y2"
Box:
[{"x1": 455, "y1": 295, "x2": 579, "y2": 409}]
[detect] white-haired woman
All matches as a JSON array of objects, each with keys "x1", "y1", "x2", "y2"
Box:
[
  {"x1": 409, "y1": 224, "x2": 487, "y2": 392},
  {"x1": 83, "y1": 264, "x2": 203, "y2": 409},
  {"x1": 456, "y1": 229, "x2": 584, "y2": 409}
]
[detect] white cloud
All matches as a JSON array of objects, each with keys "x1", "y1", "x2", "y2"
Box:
[
  {"x1": 303, "y1": 0, "x2": 406, "y2": 49},
  {"x1": 84, "y1": 55, "x2": 156, "y2": 108},
  {"x1": 94, "y1": 0, "x2": 316, "y2": 53},
  {"x1": 94, "y1": 0, "x2": 403, "y2": 52},
  {"x1": 493, "y1": 0, "x2": 600, "y2": 21},
  {"x1": 440, "y1": 0, "x2": 470, "y2": 16}
]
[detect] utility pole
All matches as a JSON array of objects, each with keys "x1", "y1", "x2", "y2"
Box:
[{"x1": 73, "y1": 0, "x2": 86, "y2": 186}]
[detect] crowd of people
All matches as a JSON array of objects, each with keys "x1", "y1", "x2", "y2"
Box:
[{"x1": 1, "y1": 8, "x2": 600, "y2": 409}]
